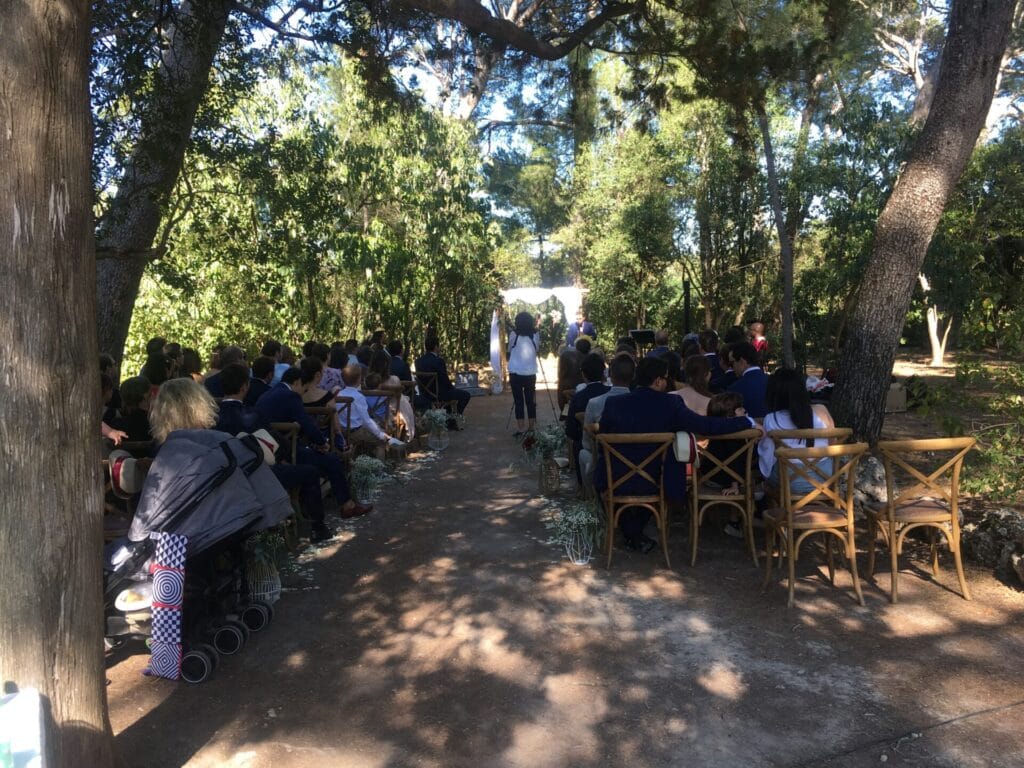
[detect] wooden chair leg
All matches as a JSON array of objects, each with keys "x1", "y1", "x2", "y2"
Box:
[
  {"x1": 847, "y1": 529, "x2": 865, "y2": 606},
  {"x1": 825, "y1": 535, "x2": 835, "y2": 585},
  {"x1": 745, "y1": 509, "x2": 759, "y2": 567},
  {"x1": 786, "y1": 527, "x2": 797, "y2": 608},
  {"x1": 929, "y1": 528, "x2": 940, "y2": 577},
  {"x1": 605, "y1": 504, "x2": 615, "y2": 570},
  {"x1": 690, "y1": 502, "x2": 700, "y2": 567},
  {"x1": 866, "y1": 518, "x2": 877, "y2": 579},
  {"x1": 951, "y1": 530, "x2": 972, "y2": 601},
  {"x1": 890, "y1": 527, "x2": 900, "y2": 604},
  {"x1": 660, "y1": 509, "x2": 672, "y2": 570}
]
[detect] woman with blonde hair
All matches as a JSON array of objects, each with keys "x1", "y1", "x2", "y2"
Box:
[{"x1": 149, "y1": 378, "x2": 218, "y2": 444}]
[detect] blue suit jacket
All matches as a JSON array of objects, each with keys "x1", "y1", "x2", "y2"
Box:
[
  {"x1": 706, "y1": 353, "x2": 731, "y2": 393},
  {"x1": 414, "y1": 352, "x2": 455, "y2": 399},
  {"x1": 244, "y1": 378, "x2": 271, "y2": 408},
  {"x1": 646, "y1": 345, "x2": 671, "y2": 359},
  {"x1": 254, "y1": 383, "x2": 326, "y2": 446},
  {"x1": 390, "y1": 356, "x2": 413, "y2": 382},
  {"x1": 594, "y1": 387, "x2": 750, "y2": 501},
  {"x1": 204, "y1": 371, "x2": 224, "y2": 398},
  {"x1": 216, "y1": 399, "x2": 272, "y2": 435},
  {"x1": 727, "y1": 367, "x2": 769, "y2": 418}
]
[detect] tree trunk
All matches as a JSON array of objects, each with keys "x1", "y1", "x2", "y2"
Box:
[
  {"x1": 832, "y1": 0, "x2": 1016, "y2": 443},
  {"x1": 0, "y1": 3, "x2": 115, "y2": 766},
  {"x1": 755, "y1": 102, "x2": 795, "y2": 368},
  {"x1": 95, "y1": 0, "x2": 232, "y2": 361}
]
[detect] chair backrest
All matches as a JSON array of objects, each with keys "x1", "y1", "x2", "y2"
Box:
[
  {"x1": 775, "y1": 442, "x2": 868, "y2": 517},
  {"x1": 769, "y1": 427, "x2": 852, "y2": 447},
  {"x1": 335, "y1": 396, "x2": 353, "y2": 435},
  {"x1": 693, "y1": 429, "x2": 762, "y2": 490},
  {"x1": 269, "y1": 422, "x2": 300, "y2": 464},
  {"x1": 362, "y1": 387, "x2": 400, "y2": 428},
  {"x1": 416, "y1": 371, "x2": 440, "y2": 402},
  {"x1": 596, "y1": 433, "x2": 676, "y2": 501},
  {"x1": 876, "y1": 437, "x2": 976, "y2": 512}
]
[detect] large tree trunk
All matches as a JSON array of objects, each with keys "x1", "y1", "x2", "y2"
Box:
[
  {"x1": 0, "y1": 2, "x2": 115, "y2": 766},
  {"x1": 95, "y1": 0, "x2": 232, "y2": 360},
  {"x1": 832, "y1": 0, "x2": 1016, "y2": 443},
  {"x1": 755, "y1": 102, "x2": 795, "y2": 368}
]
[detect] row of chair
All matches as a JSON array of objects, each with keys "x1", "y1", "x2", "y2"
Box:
[{"x1": 593, "y1": 428, "x2": 976, "y2": 608}]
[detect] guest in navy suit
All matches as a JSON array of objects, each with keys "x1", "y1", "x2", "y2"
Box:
[
  {"x1": 595, "y1": 357, "x2": 754, "y2": 552},
  {"x1": 726, "y1": 342, "x2": 769, "y2": 418},
  {"x1": 204, "y1": 345, "x2": 246, "y2": 398},
  {"x1": 415, "y1": 337, "x2": 470, "y2": 428},
  {"x1": 565, "y1": 353, "x2": 610, "y2": 484},
  {"x1": 243, "y1": 355, "x2": 275, "y2": 407},
  {"x1": 217, "y1": 363, "x2": 335, "y2": 542},
  {"x1": 645, "y1": 329, "x2": 671, "y2": 359},
  {"x1": 255, "y1": 366, "x2": 373, "y2": 520},
  {"x1": 699, "y1": 329, "x2": 731, "y2": 393}
]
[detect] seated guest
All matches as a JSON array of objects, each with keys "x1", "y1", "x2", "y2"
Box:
[
  {"x1": 244, "y1": 355, "x2": 276, "y2": 407},
  {"x1": 646, "y1": 329, "x2": 671, "y2": 359},
  {"x1": 680, "y1": 338, "x2": 700, "y2": 361},
  {"x1": 203, "y1": 345, "x2": 245, "y2": 397},
  {"x1": 705, "y1": 391, "x2": 750, "y2": 539},
  {"x1": 595, "y1": 357, "x2": 754, "y2": 553},
  {"x1": 565, "y1": 353, "x2": 609, "y2": 484},
  {"x1": 616, "y1": 336, "x2": 638, "y2": 357},
  {"x1": 758, "y1": 367, "x2": 836, "y2": 496},
  {"x1": 299, "y1": 356, "x2": 334, "y2": 407},
  {"x1": 256, "y1": 367, "x2": 372, "y2": 519},
  {"x1": 660, "y1": 350, "x2": 683, "y2": 390},
  {"x1": 100, "y1": 353, "x2": 122, "y2": 415},
  {"x1": 723, "y1": 325, "x2": 747, "y2": 345},
  {"x1": 111, "y1": 375, "x2": 154, "y2": 442},
  {"x1": 415, "y1": 337, "x2": 470, "y2": 429},
  {"x1": 339, "y1": 364, "x2": 403, "y2": 458},
  {"x1": 321, "y1": 343, "x2": 347, "y2": 393},
  {"x1": 672, "y1": 354, "x2": 713, "y2": 415},
  {"x1": 141, "y1": 352, "x2": 173, "y2": 393},
  {"x1": 699, "y1": 329, "x2": 729, "y2": 393},
  {"x1": 557, "y1": 343, "x2": 583, "y2": 409},
  {"x1": 163, "y1": 342, "x2": 183, "y2": 378},
  {"x1": 180, "y1": 348, "x2": 204, "y2": 382},
  {"x1": 574, "y1": 336, "x2": 592, "y2": 357},
  {"x1": 217, "y1": 363, "x2": 335, "y2": 543},
  {"x1": 717, "y1": 343, "x2": 737, "y2": 390},
  {"x1": 388, "y1": 340, "x2": 412, "y2": 381},
  {"x1": 726, "y1": 342, "x2": 768, "y2": 418},
  {"x1": 579, "y1": 354, "x2": 635, "y2": 481}
]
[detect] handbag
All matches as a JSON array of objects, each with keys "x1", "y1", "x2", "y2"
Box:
[{"x1": 673, "y1": 431, "x2": 698, "y2": 464}]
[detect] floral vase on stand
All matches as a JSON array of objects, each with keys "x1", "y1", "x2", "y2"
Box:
[
  {"x1": 424, "y1": 408, "x2": 450, "y2": 451},
  {"x1": 350, "y1": 455, "x2": 387, "y2": 505},
  {"x1": 546, "y1": 501, "x2": 604, "y2": 566}
]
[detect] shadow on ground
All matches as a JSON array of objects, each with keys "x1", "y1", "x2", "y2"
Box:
[{"x1": 107, "y1": 389, "x2": 1024, "y2": 768}]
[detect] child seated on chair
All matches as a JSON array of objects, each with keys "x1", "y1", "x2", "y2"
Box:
[
  {"x1": 706, "y1": 392, "x2": 747, "y2": 497},
  {"x1": 707, "y1": 392, "x2": 749, "y2": 539}
]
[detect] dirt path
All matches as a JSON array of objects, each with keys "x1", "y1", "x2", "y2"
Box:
[{"x1": 108, "y1": 389, "x2": 1024, "y2": 768}]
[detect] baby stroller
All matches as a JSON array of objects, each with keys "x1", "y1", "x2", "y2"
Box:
[{"x1": 105, "y1": 429, "x2": 293, "y2": 683}]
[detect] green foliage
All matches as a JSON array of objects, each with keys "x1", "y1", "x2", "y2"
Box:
[
  {"x1": 350, "y1": 455, "x2": 389, "y2": 500},
  {"x1": 545, "y1": 500, "x2": 605, "y2": 551},
  {"x1": 126, "y1": 55, "x2": 504, "y2": 372}
]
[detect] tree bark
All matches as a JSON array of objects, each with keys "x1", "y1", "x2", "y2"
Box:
[
  {"x1": 0, "y1": 2, "x2": 115, "y2": 766},
  {"x1": 95, "y1": 0, "x2": 232, "y2": 360},
  {"x1": 832, "y1": 0, "x2": 1016, "y2": 443},
  {"x1": 755, "y1": 102, "x2": 795, "y2": 368}
]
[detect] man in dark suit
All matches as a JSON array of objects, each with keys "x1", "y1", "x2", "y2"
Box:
[
  {"x1": 698, "y1": 329, "x2": 731, "y2": 393},
  {"x1": 255, "y1": 366, "x2": 373, "y2": 521},
  {"x1": 565, "y1": 353, "x2": 609, "y2": 485},
  {"x1": 217, "y1": 363, "x2": 335, "y2": 542},
  {"x1": 203, "y1": 345, "x2": 246, "y2": 398},
  {"x1": 415, "y1": 337, "x2": 470, "y2": 428},
  {"x1": 726, "y1": 342, "x2": 769, "y2": 418},
  {"x1": 595, "y1": 357, "x2": 754, "y2": 553},
  {"x1": 645, "y1": 329, "x2": 671, "y2": 359},
  {"x1": 244, "y1": 355, "x2": 275, "y2": 407}
]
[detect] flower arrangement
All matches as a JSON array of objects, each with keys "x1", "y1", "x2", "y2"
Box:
[
  {"x1": 350, "y1": 454, "x2": 388, "y2": 503},
  {"x1": 524, "y1": 424, "x2": 566, "y2": 460},
  {"x1": 423, "y1": 408, "x2": 450, "y2": 432},
  {"x1": 545, "y1": 500, "x2": 605, "y2": 564}
]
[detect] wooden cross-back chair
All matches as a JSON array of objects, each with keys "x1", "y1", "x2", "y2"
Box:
[
  {"x1": 866, "y1": 437, "x2": 976, "y2": 603},
  {"x1": 267, "y1": 421, "x2": 303, "y2": 548},
  {"x1": 415, "y1": 372, "x2": 444, "y2": 407},
  {"x1": 690, "y1": 429, "x2": 763, "y2": 567},
  {"x1": 595, "y1": 432, "x2": 675, "y2": 569},
  {"x1": 362, "y1": 386, "x2": 403, "y2": 438},
  {"x1": 304, "y1": 397, "x2": 354, "y2": 465},
  {"x1": 764, "y1": 441, "x2": 869, "y2": 608}
]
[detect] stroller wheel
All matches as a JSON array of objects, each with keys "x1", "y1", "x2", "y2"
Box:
[
  {"x1": 181, "y1": 649, "x2": 214, "y2": 684},
  {"x1": 194, "y1": 643, "x2": 220, "y2": 671},
  {"x1": 241, "y1": 603, "x2": 270, "y2": 633},
  {"x1": 253, "y1": 600, "x2": 275, "y2": 623},
  {"x1": 225, "y1": 618, "x2": 251, "y2": 643},
  {"x1": 212, "y1": 623, "x2": 246, "y2": 656}
]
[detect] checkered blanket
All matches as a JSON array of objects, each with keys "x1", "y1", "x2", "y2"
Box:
[{"x1": 143, "y1": 532, "x2": 187, "y2": 680}]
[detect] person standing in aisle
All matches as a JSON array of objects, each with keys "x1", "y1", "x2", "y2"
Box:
[{"x1": 508, "y1": 311, "x2": 540, "y2": 437}]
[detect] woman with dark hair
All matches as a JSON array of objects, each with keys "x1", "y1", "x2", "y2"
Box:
[
  {"x1": 507, "y1": 311, "x2": 540, "y2": 436},
  {"x1": 758, "y1": 368, "x2": 836, "y2": 494},
  {"x1": 180, "y1": 348, "x2": 204, "y2": 382},
  {"x1": 672, "y1": 354, "x2": 713, "y2": 415},
  {"x1": 321, "y1": 342, "x2": 347, "y2": 393},
  {"x1": 141, "y1": 352, "x2": 173, "y2": 393}
]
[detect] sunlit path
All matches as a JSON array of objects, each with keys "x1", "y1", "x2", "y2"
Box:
[{"x1": 107, "y1": 390, "x2": 1024, "y2": 768}]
